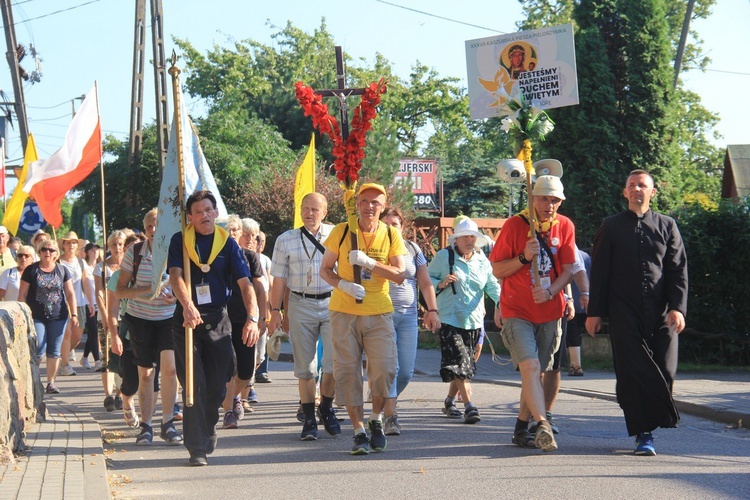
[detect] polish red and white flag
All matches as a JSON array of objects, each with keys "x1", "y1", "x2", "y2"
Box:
[{"x1": 23, "y1": 83, "x2": 102, "y2": 228}]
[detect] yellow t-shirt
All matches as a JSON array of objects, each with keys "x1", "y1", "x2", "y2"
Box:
[{"x1": 325, "y1": 221, "x2": 407, "y2": 315}]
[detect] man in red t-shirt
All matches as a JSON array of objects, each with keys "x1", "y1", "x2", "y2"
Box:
[{"x1": 489, "y1": 175, "x2": 576, "y2": 452}]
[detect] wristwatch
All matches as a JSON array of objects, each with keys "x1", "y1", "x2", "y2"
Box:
[{"x1": 247, "y1": 315, "x2": 259, "y2": 323}]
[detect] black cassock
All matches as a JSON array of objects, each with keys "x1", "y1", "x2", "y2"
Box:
[{"x1": 588, "y1": 209, "x2": 688, "y2": 436}]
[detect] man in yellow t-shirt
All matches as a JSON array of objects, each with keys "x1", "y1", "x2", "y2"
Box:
[{"x1": 320, "y1": 183, "x2": 406, "y2": 455}]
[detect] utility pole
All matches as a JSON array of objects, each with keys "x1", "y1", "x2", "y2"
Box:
[
  {"x1": 1, "y1": 0, "x2": 29, "y2": 152},
  {"x1": 128, "y1": 0, "x2": 169, "y2": 170},
  {"x1": 673, "y1": 0, "x2": 696, "y2": 88}
]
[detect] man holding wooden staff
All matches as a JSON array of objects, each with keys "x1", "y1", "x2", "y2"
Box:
[
  {"x1": 490, "y1": 175, "x2": 576, "y2": 453},
  {"x1": 169, "y1": 190, "x2": 261, "y2": 466}
]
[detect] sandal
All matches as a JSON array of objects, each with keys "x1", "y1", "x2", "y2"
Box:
[
  {"x1": 123, "y1": 406, "x2": 140, "y2": 428},
  {"x1": 568, "y1": 365, "x2": 584, "y2": 377}
]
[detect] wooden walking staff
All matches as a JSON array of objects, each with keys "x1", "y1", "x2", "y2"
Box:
[
  {"x1": 519, "y1": 139, "x2": 540, "y2": 284},
  {"x1": 168, "y1": 55, "x2": 195, "y2": 407}
]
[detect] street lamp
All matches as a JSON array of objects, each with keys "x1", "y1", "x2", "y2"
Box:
[{"x1": 70, "y1": 94, "x2": 86, "y2": 118}]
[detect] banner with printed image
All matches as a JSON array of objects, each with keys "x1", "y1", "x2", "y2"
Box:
[{"x1": 466, "y1": 23, "x2": 578, "y2": 120}]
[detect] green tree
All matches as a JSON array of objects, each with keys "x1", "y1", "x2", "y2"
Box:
[
  {"x1": 74, "y1": 131, "x2": 162, "y2": 233},
  {"x1": 515, "y1": 0, "x2": 723, "y2": 246}
]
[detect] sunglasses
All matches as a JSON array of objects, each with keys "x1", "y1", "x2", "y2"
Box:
[
  {"x1": 17, "y1": 254, "x2": 33, "y2": 258},
  {"x1": 40, "y1": 248, "x2": 58, "y2": 253}
]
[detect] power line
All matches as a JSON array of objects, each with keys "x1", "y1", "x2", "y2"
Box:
[
  {"x1": 374, "y1": 0, "x2": 508, "y2": 34},
  {"x1": 11, "y1": 0, "x2": 103, "y2": 25}
]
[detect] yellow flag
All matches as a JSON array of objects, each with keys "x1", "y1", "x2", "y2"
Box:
[
  {"x1": 3, "y1": 133, "x2": 38, "y2": 236},
  {"x1": 293, "y1": 134, "x2": 316, "y2": 228}
]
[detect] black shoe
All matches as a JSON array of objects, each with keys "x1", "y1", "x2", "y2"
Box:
[
  {"x1": 207, "y1": 434, "x2": 218, "y2": 455},
  {"x1": 114, "y1": 396, "x2": 123, "y2": 410},
  {"x1": 317, "y1": 406, "x2": 342, "y2": 436},
  {"x1": 368, "y1": 420, "x2": 387, "y2": 452},
  {"x1": 512, "y1": 429, "x2": 536, "y2": 448},
  {"x1": 351, "y1": 432, "x2": 370, "y2": 455},
  {"x1": 45, "y1": 382, "x2": 60, "y2": 394},
  {"x1": 464, "y1": 406, "x2": 481, "y2": 424},
  {"x1": 103, "y1": 395, "x2": 116, "y2": 412},
  {"x1": 189, "y1": 452, "x2": 208, "y2": 466},
  {"x1": 301, "y1": 419, "x2": 318, "y2": 441},
  {"x1": 256, "y1": 373, "x2": 272, "y2": 383}
]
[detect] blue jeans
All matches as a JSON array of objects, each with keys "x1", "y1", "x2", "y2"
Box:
[
  {"x1": 35, "y1": 318, "x2": 69, "y2": 360},
  {"x1": 388, "y1": 308, "x2": 419, "y2": 398}
]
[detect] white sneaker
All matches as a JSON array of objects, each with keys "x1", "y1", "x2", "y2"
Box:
[
  {"x1": 68, "y1": 351, "x2": 76, "y2": 362},
  {"x1": 79, "y1": 356, "x2": 92, "y2": 370},
  {"x1": 60, "y1": 364, "x2": 77, "y2": 376},
  {"x1": 94, "y1": 360, "x2": 103, "y2": 371}
]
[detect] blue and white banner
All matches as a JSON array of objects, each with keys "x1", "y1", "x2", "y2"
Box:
[{"x1": 150, "y1": 95, "x2": 228, "y2": 296}]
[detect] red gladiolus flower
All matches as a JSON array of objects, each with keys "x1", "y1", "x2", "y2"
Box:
[{"x1": 295, "y1": 79, "x2": 387, "y2": 188}]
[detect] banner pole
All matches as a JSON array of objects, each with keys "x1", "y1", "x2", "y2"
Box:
[
  {"x1": 94, "y1": 80, "x2": 110, "y2": 363},
  {"x1": 168, "y1": 53, "x2": 194, "y2": 408}
]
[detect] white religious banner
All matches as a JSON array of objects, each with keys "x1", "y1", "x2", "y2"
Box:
[
  {"x1": 393, "y1": 158, "x2": 439, "y2": 211},
  {"x1": 465, "y1": 23, "x2": 578, "y2": 120}
]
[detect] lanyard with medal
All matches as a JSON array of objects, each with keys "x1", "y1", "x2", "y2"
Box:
[{"x1": 194, "y1": 239, "x2": 213, "y2": 306}]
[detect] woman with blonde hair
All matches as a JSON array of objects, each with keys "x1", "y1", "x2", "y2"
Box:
[
  {"x1": 18, "y1": 239, "x2": 78, "y2": 394},
  {"x1": 0, "y1": 245, "x2": 36, "y2": 301}
]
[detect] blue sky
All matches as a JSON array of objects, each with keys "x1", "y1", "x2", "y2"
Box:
[{"x1": 2, "y1": 0, "x2": 748, "y2": 173}]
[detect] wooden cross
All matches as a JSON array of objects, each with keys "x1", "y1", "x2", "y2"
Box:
[
  {"x1": 314, "y1": 46, "x2": 387, "y2": 301},
  {"x1": 315, "y1": 46, "x2": 367, "y2": 145}
]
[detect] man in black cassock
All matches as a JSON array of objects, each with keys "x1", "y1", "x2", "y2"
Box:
[{"x1": 586, "y1": 169, "x2": 688, "y2": 456}]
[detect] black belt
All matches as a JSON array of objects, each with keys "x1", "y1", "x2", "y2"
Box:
[{"x1": 292, "y1": 290, "x2": 331, "y2": 300}]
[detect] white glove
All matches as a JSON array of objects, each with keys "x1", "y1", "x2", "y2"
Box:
[
  {"x1": 349, "y1": 250, "x2": 376, "y2": 270},
  {"x1": 338, "y1": 279, "x2": 366, "y2": 300}
]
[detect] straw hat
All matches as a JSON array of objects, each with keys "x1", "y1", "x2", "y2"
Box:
[{"x1": 60, "y1": 231, "x2": 79, "y2": 242}]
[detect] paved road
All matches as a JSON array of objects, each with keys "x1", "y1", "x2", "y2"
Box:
[
  {"x1": 3, "y1": 346, "x2": 749, "y2": 500},
  {"x1": 63, "y1": 354, "x2": 749, "y2": 499}
]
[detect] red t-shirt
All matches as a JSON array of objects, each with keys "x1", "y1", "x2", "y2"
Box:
[{"x1": 489, "y1": 214, "x2": 576, "y2": 323}]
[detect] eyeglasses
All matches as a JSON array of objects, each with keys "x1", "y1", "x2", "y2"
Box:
[{"x1": 40, "y1": 248, "x2": 57, "y2": 253}]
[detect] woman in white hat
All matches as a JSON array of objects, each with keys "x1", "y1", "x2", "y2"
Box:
[
  {"x1": 57, "y1": 231, "x2": 96, "y2": 376},
  {"x1": 428, "y1": 218, "x2": 502, "y2": 424}
]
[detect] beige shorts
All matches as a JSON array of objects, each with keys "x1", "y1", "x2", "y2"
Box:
[{"x1": 330, "y1": 311, "x2": 396, "y2": 407}]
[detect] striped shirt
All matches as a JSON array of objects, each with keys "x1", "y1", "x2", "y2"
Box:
[
  {"x1": 389, "y1": 240, "x2": 427, "y2": 311},
  {"x1": 121, "y1": 241, "x2": 175, "y2": 321},
  {"x1": 271, "y1": 224, "x2": 334, "y2": 295}
]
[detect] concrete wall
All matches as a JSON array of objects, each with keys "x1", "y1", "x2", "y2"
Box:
[{"x1": 0, "y1": 302, "x2": 44, "y2": 464}]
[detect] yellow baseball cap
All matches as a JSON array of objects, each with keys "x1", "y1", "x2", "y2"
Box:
[{"x1": 357, "y1": 183, "x2": 387, "y2": 199}]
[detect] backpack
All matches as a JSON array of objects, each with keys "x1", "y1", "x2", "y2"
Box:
[{"x1": 434, "y1": 245, "x2": 457, "y2": 296}]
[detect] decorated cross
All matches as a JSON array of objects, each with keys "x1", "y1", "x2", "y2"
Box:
[{"x1": 295, "y1": 46, "x2": 387, "y2": 301}]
